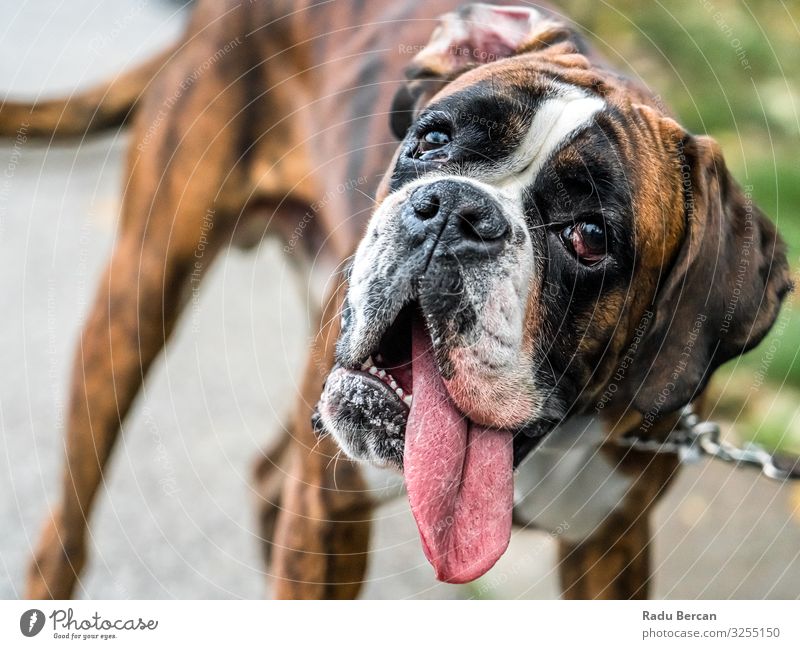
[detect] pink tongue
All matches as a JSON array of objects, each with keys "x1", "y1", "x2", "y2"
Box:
[{"x1": 404, "y1": 319, "x2": 514, "y2": 583}]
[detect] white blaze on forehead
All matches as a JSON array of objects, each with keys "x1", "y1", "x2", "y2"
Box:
[{"x1": 498, "y1": 86, "x2": 606, "y2": 196}]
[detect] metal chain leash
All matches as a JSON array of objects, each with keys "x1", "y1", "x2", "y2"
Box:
[{"x1": 617, "y1": 405, "x2": 800, "y2": 481}]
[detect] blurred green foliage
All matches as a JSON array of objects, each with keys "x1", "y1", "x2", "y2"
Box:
[{"x1": 560, "y1": 1, "x2": 799, "y2": 450}]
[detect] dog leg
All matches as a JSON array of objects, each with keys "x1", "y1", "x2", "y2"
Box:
[
  {"x1": 556, "y1": 448, "x2": 679, "y2": 599},
  {"x1": 24, "y1": 111, "x2": 242, "y2": 596},
  {"x1": 25, "y1": 219, "x2": 214, "y2": 598},
  {"x1": 558, "y1": 513, "x2": 652, "y2": 599},
  {"x1": 252, "y1": 429, "x2": 291, "y2": 568},
  {"x1": 23, "y1": 36, "x2": 263, "y2": 594},
  {"x1": 270, "y1": 284, "x2": 372, "y2": 599}
]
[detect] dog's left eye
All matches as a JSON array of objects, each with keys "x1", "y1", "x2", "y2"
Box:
[
  {"x1": 560, "y1": 221, "x2": 607, "y2": 265},
  {"x1": 414, "y1": 129, "x2": 451, "y2": 161}
]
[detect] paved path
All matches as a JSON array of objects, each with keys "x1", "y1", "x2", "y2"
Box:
[{"x1": 2, "y1": 0, "x2": 799, "y2": 599}]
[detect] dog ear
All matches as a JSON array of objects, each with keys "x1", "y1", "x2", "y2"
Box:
[
  {"x1": 390, "y1": 4, "x2": 574, "y2": 138},
  {"x1": 624, "y1": 125, "x2": 792, "y2": 417},
  {"x1": 389, "y1": 76, "x2": 448, "y2": 140}
]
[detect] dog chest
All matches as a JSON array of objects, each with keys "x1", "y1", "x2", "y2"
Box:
[{"x1": 512, "y1": 417, "x2": 634, "y2": 544}]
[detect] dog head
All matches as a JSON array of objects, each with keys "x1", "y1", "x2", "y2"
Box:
[{"x1": 317, "y1": 3, "x2": 791, "y2": 582}]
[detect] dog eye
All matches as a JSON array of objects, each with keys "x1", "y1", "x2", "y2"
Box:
[
  {"x1": 414, "y1": 129, "x2": 451, "y2": 161},
  {"x1": 560, "y1": 221, "x2": 607, "y2": 265},
  {"x1": 421, "y1": 130, "x2": 450, "y2": 148}
]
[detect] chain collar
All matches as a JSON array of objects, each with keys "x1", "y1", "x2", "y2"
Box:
[{"x1": 616, "y1": 405, "x2": 800, "y2": 481}]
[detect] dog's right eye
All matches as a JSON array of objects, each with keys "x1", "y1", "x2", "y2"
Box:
[
  {"x1": 413, "y1": 130, "x2": 451, "y2": 161},
  {"x1": 559, "y1": 221, "x2": 608, "y2": 265}
]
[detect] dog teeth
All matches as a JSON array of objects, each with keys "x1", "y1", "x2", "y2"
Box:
[{"x1": 360, "y1": 358, "x2": 411, "y2": 406}]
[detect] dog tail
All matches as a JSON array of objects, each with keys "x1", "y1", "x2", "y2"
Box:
[{"x1": 0, "y1": 43, "x2": 177, "y2": 139}]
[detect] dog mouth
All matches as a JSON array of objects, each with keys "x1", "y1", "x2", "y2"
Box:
[
  {"x1": 322, "y1": 302, "x2": 515, "y2": 584},
  {"x1": 357, "y1": 302, "x2": 416, "y2": 410}
]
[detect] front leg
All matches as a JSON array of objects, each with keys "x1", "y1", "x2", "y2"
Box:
[
  {"x1": 558, "y1": 512, "x2": 651, "y2": 599},
  {"x1": 557, "y1": 448, "x2": 678, "y2": 599},
  {"x1": 271, "y1": 430, "x2": 371, "y2": 599},
  {"x1": 270, "y1": 283, "x2": 372, "y2": 599}
]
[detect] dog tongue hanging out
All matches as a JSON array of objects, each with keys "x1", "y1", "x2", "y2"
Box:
[
  {"x1": 404, "y1": 320, "x2": 514, "y2": 583},
  {"x1": 319, "y1": 311, "x2": 517, "y2": 583}
]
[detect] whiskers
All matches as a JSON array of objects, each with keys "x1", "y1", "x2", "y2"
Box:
[
  {"x1": 350, "y1": 185, "x2": 379, "y2": 207},
  {"x1": 309, "y1": 423, "x2": 331, "y2": 456}
]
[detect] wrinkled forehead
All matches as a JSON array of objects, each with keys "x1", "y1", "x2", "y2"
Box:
[{"x1": 427, "y1": 50, "x2": 614, "y2": 108}]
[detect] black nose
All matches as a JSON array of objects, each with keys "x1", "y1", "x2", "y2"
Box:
[{"x1": 402, "y1": 180, "x2": 509, "y2": 255}]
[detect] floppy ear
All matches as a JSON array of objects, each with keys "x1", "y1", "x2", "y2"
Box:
[
  {"x1": 390, "y1": 3, "x2": 576, "y2": 138},
  {"x1": 626, "y1": 128, "x2": 792, "y2": 416}
]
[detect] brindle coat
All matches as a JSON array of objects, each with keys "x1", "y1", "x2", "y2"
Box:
[{"x1": 1, "y1": 0, "x2": 789, "y2": 599}]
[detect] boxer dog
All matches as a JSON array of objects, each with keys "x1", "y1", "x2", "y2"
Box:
[{"x1": 3, "y1": 1, "x2": 789, "y2": 599}]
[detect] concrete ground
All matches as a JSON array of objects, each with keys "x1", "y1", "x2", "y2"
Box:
[{"x1": 1, "y1": 1, "x2": 799, "y2": 600}]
